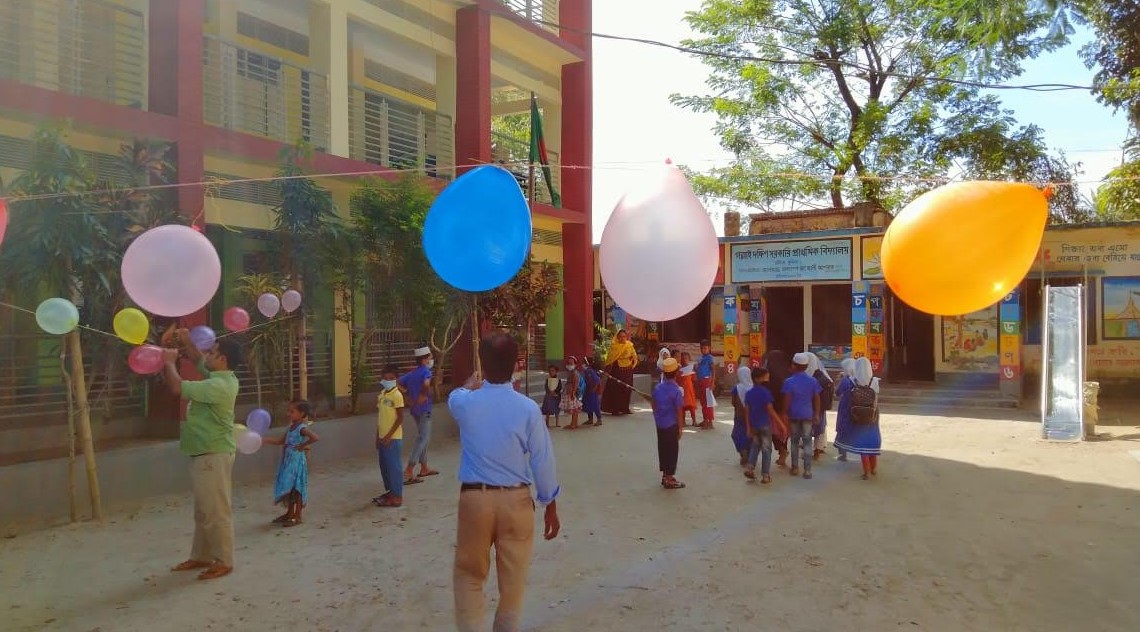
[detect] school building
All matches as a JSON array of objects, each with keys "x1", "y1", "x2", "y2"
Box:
[
  {"x1": 595, "y1": 207, "x2": 1140, "y2": 401},
  {"x1": 0, "y1": 0, "x2": 594, "y2": 459}
]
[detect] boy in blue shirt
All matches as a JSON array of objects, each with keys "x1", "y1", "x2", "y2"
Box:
[
  {"x1": 696, "y1": 339, "x2": 716, "y2": 428},
  {"x1": 744, "y1": 368, "x2": 782, "y2": 484},
  {"x1": 399, "y1": 346, "x2": 437, "y2": 484},
  {"x1": 651, "y1": 357, "x2": 686, "y2": 489},
  {"x1": 781, "y1": 352, "x2": 822, "y2": 479}
]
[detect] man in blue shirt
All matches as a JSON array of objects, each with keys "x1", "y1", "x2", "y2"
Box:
[
  {"x1": 782, "y1": 352, "x2": 823, "y2": 479},
  {"x1": 399, "y1": 346, "x2": 437, "y2": 485},
  {"x1": 449, "y1": 332, "x2": 561, "y2": 632},
  {"x1": 696, "y1": 339, "x2": 716, "y2": 428},
  {"x1": 652, "y1": 357, "x2": 686, "y2": 489}
]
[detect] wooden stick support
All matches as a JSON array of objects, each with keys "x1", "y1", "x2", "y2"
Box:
[{"x1": 67, "y1": 331, "x2": 103, "y2": 522}]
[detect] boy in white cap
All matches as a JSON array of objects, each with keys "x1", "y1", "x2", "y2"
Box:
[
  {"x1": 399, "y1": 346, "x2": 438, "y2": 485},
  {"x1": 781, "y1": 352, "x2": 822, "y2": 479}
]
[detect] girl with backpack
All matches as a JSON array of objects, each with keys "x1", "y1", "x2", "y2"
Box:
[
  {"x1": 581, "y1": 357, "x2": 603, "y2": 427},
  {"x1": 833, "y1": 359, "x2": 857, "y2": 461},
  {"x1": 834, "y1": 357, "x2": 881, "y2": 480}
]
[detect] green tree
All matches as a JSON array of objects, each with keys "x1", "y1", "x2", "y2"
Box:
[
  {"x1": 481, "y1": 258, "x2": 563, "y2": 394},
  {"x1": 1072, "y1": 0, "x2": 1140, "y2": 218},
  {"x1": 271, "y1": 143, "x2": 339, "y2": 400},
  {"x1": 350, "y1": 173, "x2": 470, "y2": 403},
  {"x1": 672, "y1": 0, "x2": 1077, "y2": 214}
]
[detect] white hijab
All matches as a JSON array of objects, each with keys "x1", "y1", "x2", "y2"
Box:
[
  {"x1": 656, "y1": 347, "x2": 671, "y2": 368},
  {"x1": 840, "y1": 358, "x2": 856, "y2": 378},
  {"x1": 806, "y1": 352, "x2": 832, "y2": 382},
  {"x1": 853, "y1": 357, "x2": 880, "y2": 393},
  {"x1": 735, "y1": 366, "x2": 752, "y2": 399}
]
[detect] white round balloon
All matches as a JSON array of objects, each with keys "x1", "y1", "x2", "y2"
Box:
[
  {"x1": 599, "y1": 163, "x2": 720, "y2": 322},
  {"x1": 121, "y1": 225, "x2": 221, "y2": 317}
]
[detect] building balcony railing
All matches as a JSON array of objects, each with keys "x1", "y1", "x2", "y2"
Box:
[
  {"x1": 349, "y1": 85, "x2": 455, "y2": 180},
  {"x1": 491, "y1": 130, "x2": 561, "y2": 207},
  {"x1": 202, "y1": 35, "x2": 331, "y2": 150},
  {"x1": 502, "y1": 0, "x2": 559, "y2": 34},
  {"x1": 0, "y1": 0, "x2": 146, "y2": 108}
]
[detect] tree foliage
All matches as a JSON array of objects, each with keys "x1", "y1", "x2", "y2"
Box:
[{"x1": 672, "y1": 0, "x2": 1082, "y2": 217}]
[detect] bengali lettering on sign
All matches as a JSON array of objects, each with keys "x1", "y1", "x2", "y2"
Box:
[{"x1": 731, "y1": 239, "x2": 853, "y2": 283}]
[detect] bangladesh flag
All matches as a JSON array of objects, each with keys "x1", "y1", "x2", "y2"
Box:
[{"x1": 529, "y1": 93, "x2": 562, "y2": 208}]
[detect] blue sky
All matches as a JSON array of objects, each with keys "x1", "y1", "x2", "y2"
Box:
[{"x1": 590, "y1": 1, "x2": 1130, "y2": 242}]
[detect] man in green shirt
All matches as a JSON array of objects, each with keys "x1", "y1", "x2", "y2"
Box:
[{"x1": 162, "y1": 330, "x2": 242, "y2": 581}]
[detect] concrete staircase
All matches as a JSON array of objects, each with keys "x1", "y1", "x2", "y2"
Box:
[{"x1": 876, "y1": 382, "x2": 1024, "y2": 417}]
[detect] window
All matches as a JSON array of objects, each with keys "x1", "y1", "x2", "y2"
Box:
[
  {"x1": 236, "y1": 49, "x2": 280, "y2": 85},
  {"x1": 236, "y1": 12, "x2": 309, "y2": 56},
  {"x1": 1021, "y1": 278, "x2": 1097, "y2": 345},
  {"x1": 811, "y1": 284, "x2": 852, "y2": 344}
]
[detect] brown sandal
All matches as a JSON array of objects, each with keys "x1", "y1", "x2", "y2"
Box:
[
  {"x1": 281, "y1": 517, "x2": 302, "y2": 527},
  {"x1": 172, "y1": 560, "x2": 212, "y2": 572},
  {"x1": 197, "y1": 564, "x2": 233, "y2": 580}
]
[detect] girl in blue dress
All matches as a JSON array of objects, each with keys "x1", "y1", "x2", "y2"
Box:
[
  {"x1": 265, "y1": 400, "x2": 319, "y2": 526},
  {"x1": 833, "y1": 358, "x2": 882, "y2": 479},
  {"x1": 833, "y1": 358, "x2": 856, "y2": 461}
]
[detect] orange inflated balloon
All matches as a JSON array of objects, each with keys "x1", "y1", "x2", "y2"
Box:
[{"x1": 881, "y1": 181, "x2": 1048, "y2": 316}]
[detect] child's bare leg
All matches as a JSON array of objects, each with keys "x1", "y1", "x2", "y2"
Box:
[
  {"x1": 569, "y1": 410, "x2": 579, "y2": 428},
  {"x1": 293, "y1": 491, "x2": 304, "y2": 522},
  {"x1": 555, "y1": 414, "x2": 560, "y2": 427},
  {"x1": 861, "y1": 455, "x2": 872, "y2": 479}
]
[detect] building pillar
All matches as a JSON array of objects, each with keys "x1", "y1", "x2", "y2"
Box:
[
  {"x1": 316, "y1": 3, "x2": 351, "y2": 158},
  {"x1": 562, "y1": 223, "x2": 592, "y2": 359},
  {"x1": 454, "y1": 6, "x2": 491, "y2": 176}
]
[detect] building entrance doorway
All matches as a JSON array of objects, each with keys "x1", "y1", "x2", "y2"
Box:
[
  {"x1": 887, "y1": 293, "x2": 935, "y2": 381},
  {"x1": 765, "y1": 286, "x2": 805, "y2": 356}
]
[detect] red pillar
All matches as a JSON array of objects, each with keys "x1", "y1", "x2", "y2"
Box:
[
  {"x1": 451, "y1": 6, "x2": 493, "y2": 383},
  {"x1": 560, "y1": 50, "x2": 593, "y2": 358},
  {"x1": 148, "y1": 0, "x2": 207, "y2": 427}
]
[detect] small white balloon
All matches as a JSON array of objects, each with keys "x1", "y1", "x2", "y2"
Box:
[
  {"x1": 236, "y1": 430, "x2": 262, "y2": 455},
  {"x1": 257, "y1": 293, "x2": 280, "y2": 318},
  {"x1": 599, "y1": 162, "x2": 720, "y2": 321},
  {"x1": 281, "y1": 290, "x2": 302, "y2": 313}
]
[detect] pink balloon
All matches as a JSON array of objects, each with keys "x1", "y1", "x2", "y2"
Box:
[
  {"x1": 223, "y1": 307, "x2": 250, "y2": 332},
  {"x1": 0, "y1": 198, "x2": 8, "y2": 249},
  {"x1": 599, "y1": 163, "x2": 719, "y2": 321},
  {"x1": 257, "y1": 293, "x2": 280, "y2": 318},
  {"x1": 127, "y1": 345, "x2": 164, "y2": 375},
  {"x1": 122, "y1": 225, "x2": 221, "y2": 317},
  {"x1": 281, "y1": 290, "x2": 302, "y2": 313}
]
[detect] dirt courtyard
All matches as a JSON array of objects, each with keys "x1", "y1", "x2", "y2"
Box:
[{"x1": 2, "y1": 405, "x2": 1139, "y2": 632}]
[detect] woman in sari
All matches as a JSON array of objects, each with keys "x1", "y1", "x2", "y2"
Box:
[{"x1": 601, "y1": 329, "x2": 638, "y2": 416}]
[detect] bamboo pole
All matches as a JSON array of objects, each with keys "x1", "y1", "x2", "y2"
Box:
[
  {"x1": 59, "y1": 347, "x2": 78, "y2": 522},
  {"x1": 472, "y1": 295, "x2": 482, "y2": 377},
  {"x1": 67, "y1": 331, "x2": 102, "y2": 522},
  {"x1": 296, "y1": 277, "x2": 308, "y2": 400}
]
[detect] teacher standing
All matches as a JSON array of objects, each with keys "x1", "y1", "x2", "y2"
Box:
[
  {"x1": 600, "y1": 329, "x2": 637, "y2": 416},
  {"x1": 450, "y1": 332, "x2": 561, "y2": 632}
]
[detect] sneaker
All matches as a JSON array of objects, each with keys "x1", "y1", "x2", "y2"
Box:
[{"x1": 803, "y1": 471, "x2": 813, "y2": 480}]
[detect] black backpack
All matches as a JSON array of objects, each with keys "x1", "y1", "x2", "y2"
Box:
[{"x1": 850, "y1": 384, "x2": 878, "y2": 425}]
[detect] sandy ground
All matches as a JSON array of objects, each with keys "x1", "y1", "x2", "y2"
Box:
[{"x1": 2, "y1": 403, "x2": 1140, "y2": 632}]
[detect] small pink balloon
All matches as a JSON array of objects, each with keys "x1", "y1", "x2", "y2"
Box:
[
  {"x1": 127, "y1": 345, "x2": 164, "y2": 375},
  {"x1": 223, "y1": 307, "x2": 250, "y2": 332},
  {"x1": 257, "y1": 293, "x2": 280, "y2": 318},
  {"x1": 281, "y1": 290, "x2": 302, "y2": 313},
  {"x1": 0, "y1": 198, "x2": 8, "y2": 248}
]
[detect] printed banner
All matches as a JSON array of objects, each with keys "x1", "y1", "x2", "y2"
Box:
[
  {"x1": 868, "y1": 284, "x2": 886, "y2": 369},
  {"x1": 731, "y1": 239, "x2": 853, "y2": 283},
  {"x1": 861, "y1": 235, "x2": 884, "y2": 279},
  {"x1": 808, "y1": 344, "x2": 853, "y2": 369},
  {"x1": 999, "y1": 290, "x2": 1021, "y2": 396},
  {"x1": 723, "y1": 285, "x2": 738, "y2": 374},
  {"x1": 852, "y1": 281, "x2": 869, "y2": 360},
  {"x1": 749, "y1": 332, "x2": 764, "y2": 368}
]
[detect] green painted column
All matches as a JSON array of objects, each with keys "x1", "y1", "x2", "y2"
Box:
[{"x1": 545, "y1": 264, "x2": 565, "y2": 363}]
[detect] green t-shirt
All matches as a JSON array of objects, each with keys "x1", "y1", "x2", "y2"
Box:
[{"x1": 180, "y1": 359, "x2": 239, "y2": 456}]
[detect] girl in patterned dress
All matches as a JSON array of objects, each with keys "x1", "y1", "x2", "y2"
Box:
[
  {"x1": 562, "y1": 356, "x2": 583, "y2": 430},
  {"x1": 541, "y1": 364, "x2": 563, "y2": 427},
  {"x1": 265, "y1": 400, "x2": 319, "y2": 527}
]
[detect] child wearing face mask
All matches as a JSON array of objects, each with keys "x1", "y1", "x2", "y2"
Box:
[
  {"x1": 561, "y1": 356, "x2": 583, "y2": 430},
  {"x1": 373, "y1": 365, "x2": 406, "y2": 508}
]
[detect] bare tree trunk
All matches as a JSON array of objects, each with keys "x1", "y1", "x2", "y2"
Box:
[
  {"x1": 67, "y1": 331, "x2": 102, "y2": 522},
  {"x1": 472, "y1": 296, "x2": 482, "y2": 376},
  {"x1": 60, "y1": 347, "x2": 78, "y2": 523}
]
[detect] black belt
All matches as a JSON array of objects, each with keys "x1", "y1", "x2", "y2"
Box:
[{"x1": 460, "y1": 483, "x2": 529, "y2": 492}]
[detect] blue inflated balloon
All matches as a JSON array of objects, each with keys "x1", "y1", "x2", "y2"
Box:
[{"x1": 423, "y1": 166, "x2": 532, "y2": 292}]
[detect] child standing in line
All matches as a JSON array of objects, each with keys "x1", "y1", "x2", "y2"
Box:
[
  {"x1": 834, "y1": 358, "x2": 856, "y2": 462},
  {"x1": 834, "y1": 357, "x2": 883, "y2": 480},
  {"x1": 807, "y1": 353, "x2": 834, "y2": 461},
  {"x1": 651, "y1": 357, "x2": 686, "y2": 489},
  {"x1": 782, "y1": 352, "x2": 822, "y2": 480},
  {"x1": 744, "y1": 368, "x2": 782, "y2": 484},
  {"x1": 265, "y1": 400, "x2": 319, "y2": 526},
  {"x1": 581, "y1": 357, "x2": 603, "y2": 427},
  {"x1": 561, "y1": 356, "x2": 583, "y2": 430},
  {"x1": 696, "y1": 340, "x2": 716, "y2": 429},
  {"x1": 541, "y1": 365, "x2": 562, "y2": 428},
  {"x1": 678, "y1": 352, "x2": 699, "y2": 427},
  {"x1": 656, "y1": 347, "x2": 672, "y2": 385},
  {"x1": 730, "y1": 366, "x2": 753, "y2": 466},
  {"x1": 373, "y1": 365, "x2": 406, "y2": 508}
]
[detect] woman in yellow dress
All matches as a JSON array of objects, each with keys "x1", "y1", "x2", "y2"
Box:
[{"x1": 601, "y1": 329, "x2": 638, "y2": 416}]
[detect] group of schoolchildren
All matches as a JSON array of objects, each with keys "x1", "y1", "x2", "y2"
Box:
[
  {"x1": 540, "y1": 356, "x2": 603, "y2": 429},
  {"x1": 649, "y1": 346, "x2": 883, "y2": 490}
]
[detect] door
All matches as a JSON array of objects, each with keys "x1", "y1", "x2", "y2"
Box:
[
  {"x1": 887, "y1": 294, "x2": 935, "y2": 381},
  {"x1": 764, "y1": 286, "x2": 805, "y2": 356}
]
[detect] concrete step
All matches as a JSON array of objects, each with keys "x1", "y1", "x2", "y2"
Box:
[{"x1": 877, "y1": 393, "x2": 1019, "y2": 408}]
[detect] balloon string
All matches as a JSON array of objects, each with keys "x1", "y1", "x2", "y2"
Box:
[
  {"x1": 0, "y1": 299, "x2": 298, "y2": 344},
  {"x1": 0, "y1": 161, "x2": 1133, "y2": 208},
  {"x1": 597, "y1": 369, "x2": 653, "y2": 400}
]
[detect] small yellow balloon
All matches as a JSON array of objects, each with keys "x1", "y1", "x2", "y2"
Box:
[
  {"x1": 881, "y1": 181, "x2": 1048, "y2": 316},
  {"x1": 113, "y1": 308, "x2": 150, "y2": 345}
]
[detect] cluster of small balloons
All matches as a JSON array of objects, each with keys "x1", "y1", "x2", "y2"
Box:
[{"x1": 233, "y1": 408, "x2": 271, "y2": 455}]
